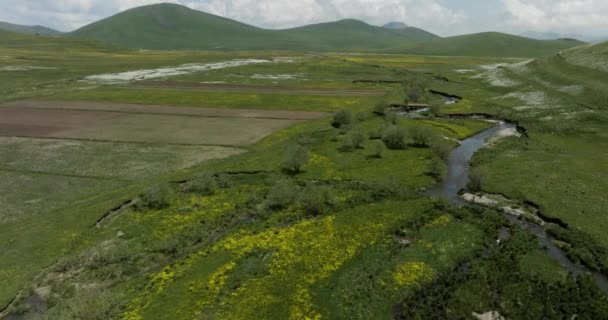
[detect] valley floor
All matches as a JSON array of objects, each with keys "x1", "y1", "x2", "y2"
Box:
[{"x1": 1, "y1": 43, "x2": 607, "y2": 319}]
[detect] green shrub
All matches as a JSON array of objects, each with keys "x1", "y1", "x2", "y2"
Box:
[
  {"x1": 428, "y1": 158, "x2": 446, "y2": 180},
  {"x1": 282, "y1": 144, "x2": 309, "y2": 174},
  {"x1": 382, "y1": 125, "x2": 409, "y2": 150},
  {"x1": 331, "y1": 109, "x2": 354, "y2": 128},
  {"x1": 299, "y1": 184, "x2": 336, "y2": 216},
  {"x1": 372, "y1": 140, "x2": 385, "y2": 158},
  {"x1": 468, "y1": 167, "x2": 487, "y2": 191},
  {"x1": 373, "y1": 102, "x2": 387, "y2": 116},
  {"x1": 385, "y1": 112, "x2": 400, "y2": 125},
  {"x1": 340, "y1": 130, "x2": 366, "y2": 152},
  {"x1": 429, "y1": 104, "x2": 441, "y2": 117},
  {"x1": 134, "y1": 186, "x2": 170, "y2": 211},
  {"x1": 183, "y1": 173, "x2": 217, "y2": 195},
  {"x1": 431, "y1": 137, "x2": 453, "y2": 160},
  {"x1": 410, "y1": 125, "x2": 435, "y2": 147},
  {"x1": 263, "y1": 179, "x2": 299, "y2": 211},
  {"x1": 369, "y1": 125, "x2": 387, "y2": 140}
]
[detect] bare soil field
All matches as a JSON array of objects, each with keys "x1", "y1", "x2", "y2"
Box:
[
  {"x1": 0, "y1": 102, "x2": 313, "y2": 146},
  {"x1": 131, "y1": 81, "x2": 386, "y2": 96},
  {"x1": 2, "y1": 100, "x2": 329, "y2": 120},
  {"x1": 0, "y1": 107, "x2": 122, "y2": 136}
]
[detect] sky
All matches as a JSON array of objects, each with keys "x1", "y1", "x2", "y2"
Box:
[{"x1": 1, "y1": 0, "x2": 607, "y2": 39}]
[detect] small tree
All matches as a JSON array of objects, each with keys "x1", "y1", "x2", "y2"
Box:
[
  {"x1": 340, "y1": 129, "x2": 366, "y2": 152},
  {"x1": 410, "y1": 126, "x2": 435, "y2": 147},
  {"x1": 373, "y1": 101, "x2": 387, "y2": 116},
  {"x1": 299, "y1": 184, "x2": 335, "y2": 216},
  {"x1": 429, "y1": 158, "x2": 446, "y2": 180},
  {"x1": 382, "y1": 125, "x2": 409, "y2": 150},
  {"x1": 468, "y1": 167, "x2": 487, "y2": 191},
  {"x1": 183, "y1": 173, "x2": 217, "y2": 195},
  {"x1": 372, "y1": 140, "x2": 385, "y2": 158},
  {"x1": 386, "y1": 112, "x2": 400, "y2": 125},
  {"x1": 431, "y1": 137, "x2": 452, "y2": 160},
  {"x1": 263, "y1": 178, "x2": 298, "y2": 211},
  {"x1": 135, "y1": 186, "x2": 171, "y2": 211},
  {"x1": 429, "y1": 104, "x2": 441, "y2": 117},
  {"x1": 407, "y1": 86, "x2": 422, "y2": 102},
  {"x1": 282, "y1": 144, "x2": 309, "y2": 174},
  {"x1": 331, "y1": 109, "x2": 354, "y2": 128}
]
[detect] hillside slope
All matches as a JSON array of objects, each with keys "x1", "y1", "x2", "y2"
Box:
[
  {"x1": 69, "y1": 3, "x2": 291, "y2": 50},
  {"x1": 0, "y1": 21, "x2": 62, "y2": 37},
  {"x1": 394, "y1": 32, "x2": 586, "y2": 57},
  {"x1": 561, "y1": 41, "x2": 608, "y2": 72},
  {"x1": 69, "y1": 4, "x2": 582, "y2": 57},
  {"x1": 281, "y1": 19, "x2": 438, "y2": 51},
  {"x1": 69, "y1": 4, "x2": 436, "y2": 51}
]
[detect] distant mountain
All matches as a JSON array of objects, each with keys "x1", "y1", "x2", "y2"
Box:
[
  {"x1": 383, "y1": 22, "x2": 409, "y2": 29},
  {"x1": 392, "y1": 32, "x2": 586, "y2": 58},
  {"x1": 68, "y1": 4, "x2": 582, "y2": 57},
  {"x1": 0, "y1": 21, "x2": 62, "y2": 36},
  {"x1": 68, "y1": 3, "x2": 438, "y2": 51}
]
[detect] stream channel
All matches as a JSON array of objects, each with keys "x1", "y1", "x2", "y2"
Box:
[{"x1": 399, "y1": 108, "x2": 608, "y2": 294}]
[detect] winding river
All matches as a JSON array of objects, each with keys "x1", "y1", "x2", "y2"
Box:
[{"x1": 416, "y1": 115, "x2": 608, "y2": 293}]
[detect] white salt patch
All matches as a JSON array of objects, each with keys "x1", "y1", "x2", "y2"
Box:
[
  {"x1": 454, "y1": 69, "x2": 474, "y2": 73},
  {"x1": 501, "y1": 91, "x2": 550, "y2": 106},
  {"x1": 479, "y1": 63, "x2": 509, "y2": 70},
  {"x1": 251, "y1": 74, "x2": 301, "y2": 80},
  {"x1": 473, "y1": 311, "x2": 505, "y2": 320},
  {"x1": 461, "y1": 193, "x2": 498, "y2": 205},
  {"x1": 83, "y1": 58, "x2": 293, "y2": 84},
  {"x1": 471, "y1": 69, "x2": 519, "y2": 87}
]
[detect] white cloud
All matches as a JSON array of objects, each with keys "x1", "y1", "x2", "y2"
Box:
[
  {"x1": 0, "y1": 0, "x2": 465, "y2": 35},
  {"x1": 502, "y1": 0, "x2": 608, "y2": 36}
]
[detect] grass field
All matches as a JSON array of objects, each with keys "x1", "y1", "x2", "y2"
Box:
[{"x1": 2, "y1": 33, "x2": 608, "y2": 319}]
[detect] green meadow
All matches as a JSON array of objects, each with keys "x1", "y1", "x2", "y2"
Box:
[{"x1": 1, "y1": 21, "x2": 607, "y2": 320}]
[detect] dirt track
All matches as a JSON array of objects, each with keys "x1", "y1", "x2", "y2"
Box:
[
  {"x1": 2, "y1": 100, "x2": 329, "y2": 121},
  {"x1": 130, "y1": 81, "x2": 386, "y2": 96}
]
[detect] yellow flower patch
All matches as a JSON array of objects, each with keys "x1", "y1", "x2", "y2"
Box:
[
  {"x1": 392, "y1": 262, "x2": 435, "y2": 287},
  {"x1": 427, "y1": 214, "x2": 453, "y2": 227}
]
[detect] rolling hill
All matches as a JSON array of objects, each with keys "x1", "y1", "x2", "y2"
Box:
[
  {"x1": 68, "y1": 3, "x2": 584, "y2": 57},
  {"x1": 0, "y1": 21, "x2": 62, "y2": 37},
  {"x1": 281, "y1": 19, "x2": 438, "y2": 51},
  {"x1": 393, "y1": 32, "x2": 586, "y2": 57},
  {"x1": 69, "y1": 3, "x2": 437, "y2": 51}
]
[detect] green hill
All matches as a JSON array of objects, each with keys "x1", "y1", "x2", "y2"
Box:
[
  {"x1": 393, "y1": 32, "x2": 586, "y2": 57},
  {"x1": 68, "y1": 3, "x2": 436, "y2": 51},
  {"x1": 561, "y1": 41, "x2": 608, "y2": 72},
  {"x1": 0, "y1": 21, "x2": 62, "y2": 37},
  {"x1": 281, "y1": 19, "x2": 438, "y2": 51},
  {"x1": 69, "y1": 3, "x2": 293, "y2": 50},
  {"x1": 68, "y1": 4, "x2": 582, "y2": 57}
]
